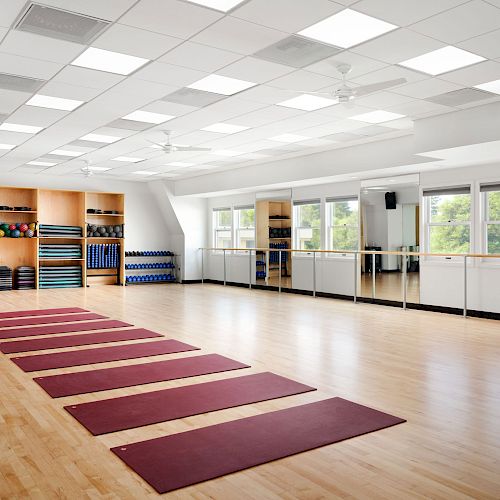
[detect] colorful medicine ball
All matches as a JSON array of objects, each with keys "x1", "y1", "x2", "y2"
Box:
[
  {"x1": 19, "y1": 223, "x2": 28, "y2": 232},
  {"x1": 0, "y1": 223, "x2": 8, "y2": 232},
  {"x1": 8, "y1": 224, "x2": 16, "y2": 231},
  {"x1": 28, "y1": 223, "x2": 36, "y2": 231},
  {"x1": 11, "y1": 229, "x2": 20, "y2": 238},
  {"x1": 0, "y1": 229, "x2": 4, "y2": 237},
  {"x1": 25, "y1": 229, "x2": 34, "y2": 238}
]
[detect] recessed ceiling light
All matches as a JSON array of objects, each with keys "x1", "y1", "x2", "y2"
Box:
[
  {"x1": 298, "y1": 9, "x2": 397, "y2": 49},
  {"x1": 0, "y1": 123, "x2": 43, "y2": 134},
  {"x1": 80, "y1": 133, "x2": 121, "y2": 143},
  {"x1": 188, "y1": 74, "x2": 257, "y2": 96},
  {"x1": 277, "y1": 94, "x2": 338, "y2": 111},
  {"x1": 167, "y1": 162, "x2": 195, "y2": 167},
  {"x1": 185, "y1": 0, "x2": 246, "y2": 12},
  {"x1": 27, "y1": 161, "x2": 57, "y2": 166},
  {"x1": 212, "y1": 150, "x2": 244, "y2": 157},
  {"x1": 269, "y1": 133, "x2": 311, "y2": 143},
  {"x1": 350, "y1": 110, "x2": 405, "y2": 124},
  {"x1": 0, "y1": 143, "x2": 15, "y2": 150},
  {"x1": 87, "y1": 166, "x2": 111, "y2": 172},
  {"x1": 474, "y1": 79, "x2": 500, "y2": 95},
  {"x1": 201, "y1": 123, "x2": 250, "y2": 134},
  {"x1": 122, "y1": 110, "x2": 175, "y2": 124},
  {"x1": 71, "y1": 47, "x2": 149, "y2": 75},
  {"x1": 26, "y1": 94, "x2": 84, "y2": 111},
  {"x1": 132, "y1": 170, "x2": 156, "y2": 175},
  {"x1": 112, "y1": 156, "x2": 144, "y2": 162},
  {"x1": 50, "y1": 149, "x2": 84, "y2": 157},
  {"x1": 399, "y1": 46, "x2": 485, "y2": 76}
]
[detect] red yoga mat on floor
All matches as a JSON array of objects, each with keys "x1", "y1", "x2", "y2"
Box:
[
  {"x1": 1, "y1": 327, "x2": 157, "y2": 354},
  {"x1": 35, "y1": 354, "x2": 250, "y2": 398},
  {"x1": 0, "y1": 319, "x2": 131, "y2": 342},
  {"x1": 12, "y1": 339, "x2": 199, "y2": 372},
  {"x1": 0, "y1": 307, "x2": 88, "y2": 319},
  {"x1": 0, "y1": 313, "x2": 106, "y2": 331},
  {"x1": 65, "y1": 372, "x2": 316, "y2": 435},
  {"x1": 112, "y1": 397, "x2": 406, "y2": 494}
]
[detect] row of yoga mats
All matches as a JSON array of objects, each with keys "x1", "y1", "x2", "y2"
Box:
[
  {"x1": 0, "y1": 306, "x2": 405, "y2": 494},
  {"x1": 39, "y1": 244, "x2": 82, "y2": 259},
  {"x1": 39, "y1": 266, "x2": 82, "y2": 288}
]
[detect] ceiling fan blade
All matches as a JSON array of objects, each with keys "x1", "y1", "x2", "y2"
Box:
[
  {"x1": 354, "y1": 78, "x2": 407, "y2": 97},
  {"x1": 147, "y1": 139, "x2": 167, "y2": 149},
  {"x1": 175, "y1": 146, "x2": 211, "y2": 152},
  {"x1": 291, "y1": 90, "x2": 333, "y2": 96}
]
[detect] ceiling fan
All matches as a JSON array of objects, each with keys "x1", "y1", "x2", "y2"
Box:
[
  {"x1": 303, "y1": 64, "x2": 407, "y2": 103},
  {"x1": 148, "y1": 130, "x2": 212, "y2": 154}
]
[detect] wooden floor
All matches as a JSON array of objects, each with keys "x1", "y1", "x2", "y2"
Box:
[
  {"x1": 360, "y1": 272, "x2": 420, "y2": 303},
  {"x1": 0, "y1": 284, "x2": 499, "y2": 499}
]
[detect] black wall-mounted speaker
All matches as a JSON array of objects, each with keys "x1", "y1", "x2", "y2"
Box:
[{"x1": 385, "y1": 191, "x2": 397, "y2": 209}]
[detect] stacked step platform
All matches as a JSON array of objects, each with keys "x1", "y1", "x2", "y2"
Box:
[
  {"x1": 0, "y1": 266, "x2": 13, "y2": 291},
  {"x1": 14, "y1": 266, "x2": 35, "y2": 289},
  {"x1": 38, "y1": 224, "x2": 82, "y2": 237},
  {"x1": 39, "y1": 244, "x2": 82, "y2": 260},
  {"x1": 39, "y1": 266, "x2": 82, "y2": 289}
]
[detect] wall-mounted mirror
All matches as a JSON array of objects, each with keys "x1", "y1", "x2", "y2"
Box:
[{"x1": 360, "y1": 174, "x2": 420, "y2": 303}]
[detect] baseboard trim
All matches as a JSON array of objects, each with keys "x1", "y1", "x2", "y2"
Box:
[{"x1": 196, "y1": 279, "x2": 500, "y2": 320}]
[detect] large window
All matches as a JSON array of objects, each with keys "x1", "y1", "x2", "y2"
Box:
[
  {"x1": 326, "y1": 196, "x2": 359, "y2": 252},
  {"x1": 234, "y1": 205, "x2": 255, "y2": 249},
  {"x1": 213, "y1": 208, "x2": 232, "y2": 249},
  {"x1": 293, "y1": 199, "x2": 321, "y2": 250},
  {"x1": 424, "y1": 186, "x2": 471, "y2": 254},
  {"x1": 481, "y1": 183, "x2": 500, "y2": 254}
]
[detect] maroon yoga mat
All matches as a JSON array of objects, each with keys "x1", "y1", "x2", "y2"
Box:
[
  {"x1": 1, "y1": 327, "x2": 157, "y2": 354},
  {"x1": 0, "y1": 313, "x2": 106, "y2": 331},
  {"x1": 0, "y1": 307, "x2": 88, "y2": 319},
  {"x1": 35, "y1": 354, "x2": 250, "y2": 398},
  {"x1": 13, "y1": 339, "x2": 199, "y2": 372},
  {"x1": 0, "y1": 319, "x2": 131, "y2": 341},
  {"x1": 65, "y1": 372, "x2": 316, "y2": 435},
  {"x1": 112, "y1": 397, "x2": 405, "y2": 494}
]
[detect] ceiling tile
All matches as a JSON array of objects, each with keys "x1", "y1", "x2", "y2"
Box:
[
  {"x1": 231, "y1": 0, "x2": 342, "y2": 32},
  {"x1": 33, "y1": 0, "x2": 138, "y2": 21},
  {"x1": 106, "y1": 119, "x2": 152, "y2": 131},
  {"x1": 352, "y1": 65, "x2": 427, "y2": 87},
  {"x1": 93, "y1": 23, "x2": 182, "y2": 60},
  {"x1": 120, "y1": 0, "x2": 222, "y2": 39},
  {"x1": 439, "y1": 60, "x2": 500, "y2": 86},
  {"x1": 142, "y1": 100, "x2": 198, "y2": 117},
  {"x1": 410, "y1": 0, "x2": 500, "y2": 44},
  {"x1": 230, "y1": 105, "x2": 305, "y2": 127},
  {"x1": 0, "y1": 52, "x2": 63, "y2": 80},
  {"x1": 158, "y1": 41, "x2": 242, "y2": 72},
  {"x1": 426, "y1": 87, "x2": 496, "y2": 106},
  {"x1": 268, "y1": 69, "x2": 339, "y2": 92},
  {"x1": 237, "y1": 84, "x2": 299, "y2": 104},
  {"x1": 352, "y1": 0, "x2": 469, "y2": 26},
  {"x1": 383, "y1": 117, "x2": 414, "y2": 129},
  {"x1": 355, "y1": 124, "x2": 393, "y2": 136},
  {"x1": 393, "y1": 78, "x2": 463, "y2": 99},
  {"x1": 354, "y1": 90, "x2": 415, "y2": 108},
  {"x1": 352, "y1": 29, "x2": 445, "y2": 65},
  {"x1": 0, "y1": 130, "x2": 32, "y2": 145},
  {"x1": 0, "y1": 89, "x2": 30, "y2": 113},
  {"x1": 191, "y1": 16, "x2": 288, "y2": 55},
  {"x1": 217, "y1": 57, "x2": 295, "y2": 83},
  {"x1": 38, "y1": 81, "x2": 102, "y2": 101},
  {"x1": 458, "y1": 28, "x2": 500, "y2": 60},
  {"x1": 51, "y1": 66, "x2": 124, "y2": 90},
  {"x1": 0, "y1": 31, "x2": 85, "y2": 64},
  {"x1": 321, "y1": 131, "x2": 361, "y2": 142},
  {"x1": 387, "y1": 100, "x2": 454, "y2": 118},
  {"x1": 162, "y1": 88, "x2": 227, "y2": 107},
  {"x1": 8, "y1": 105, "x2": 68, "y2": 126},
  {"x1": 0, "y1": 0, "x2": 25, "y2": 28},
  {"x1": 132, "y1": 62, "x2": 207, "y2": 87}
]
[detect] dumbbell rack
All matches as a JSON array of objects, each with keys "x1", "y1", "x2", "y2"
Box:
[{"x1": 124, "y1": 251, "x2": 177, "y2": 285}]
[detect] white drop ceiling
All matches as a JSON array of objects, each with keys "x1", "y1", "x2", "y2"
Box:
[{"x1": 0, "y1": 0, "x2": 500, "y2": 181}]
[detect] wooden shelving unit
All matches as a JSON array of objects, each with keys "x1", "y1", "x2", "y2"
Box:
[{"x1": 0, "y1": 187, "x2": 126, "y2": 290}]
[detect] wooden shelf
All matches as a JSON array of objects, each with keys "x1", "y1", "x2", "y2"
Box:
[
  {"x1": 86, "y1": 213, "x2": 124, "y2": 217},
  {"x1": 0, "y1": 210, "x2": 37, "y2": 214},
  {"x1": 87, "y1": 237, "x2": 124, "y2": 240},
  {"x1": 38, "y1": 236, "x2": 85, "y2": 240},
  {"x1": 39, "y1": 258, "x2": 85, "y2": 261}
]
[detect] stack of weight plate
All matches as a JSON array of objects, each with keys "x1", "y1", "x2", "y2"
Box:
[
  {"x1": 39, "y1": 244, "x2": 82, "y2": 259},
  {"x1": 38, "y1": 224, "x2": 82, "y2": 237},
  {"x1": 14, "y1": 266, "x2": 36, "y2": 290},
  {"x1": 0, "y1": 266, "x2": 13, "y2": 291},
  {"x1": 39, "y1": 266, "x2": 82, "y2": 289}
]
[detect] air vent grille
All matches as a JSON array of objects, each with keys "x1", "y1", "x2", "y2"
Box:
[
  {"x1": 426, "y1": 88, "x2": 495, "y2": 106},
  {"x1": 0, "y1": 72, "x2": 45, "y2": 93},
  {"x1": 162, "y1": 88, "x2": 226, "y2": 107},
  {"x1": 15, "y1": 3, "x2": 110, "y2": 44}
]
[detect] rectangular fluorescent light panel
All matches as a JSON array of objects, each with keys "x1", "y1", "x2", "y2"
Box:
[
  {"x1": 399, "y1": 46, "x2": 485, "y2": 76},
  {"x1": 475, "y1": 79, "x2": 500, "y2": 95},
  {"x1": 0, "y1": 122, "x2": 43, "y2": 133},
  {"x1": 0, "y1": 143, "x2": 15, "y2": 150},
  {"x1": 50, "y1": 149, "x2": 84, "y2": 156},
  {"x1": 122, "y1": 110, "x2": 175, "y2": 124},
  {"x1": 80, "y1": 133, "x2": 121, "y2": 143},
  {"x1": 298, "y1": 9, "x2": 397, "y2": 49},
  {"x1": 26, "y1": 94, "x2": 83, "y2": 111},
  {"x1": 188, "y1": 74, "x2": 257, "y2": 96},
  {"x1": 202, "y1": 123, "x2": 250, "y2": 134},
  {"x1": 186, "y1": 0, "x2": 246, "y2": 12},
  {"x1": 27, "y1": 161, "x2": 57, "y2": 166},
  {"x1": 132, "y1": 170, "x2": 156, "y2": 175},
  {"x1": 112, "y1": 156, "x2": 144, "y2": 162},
  {"x1": 277, "y1": 94, "x2": 337, "y2": 111},
  {"x1": 167, "y1": 162, "x2": 195, "y2": 167},
  {"x1": 269, "y1": 133, "x2": 311, "y2": 143},
  {"x1": 71, "y1": 47, "x2": 149, "y2": 75},
  {"x1": 350, "y1": 110, "x2": 405, "y2": 123}
]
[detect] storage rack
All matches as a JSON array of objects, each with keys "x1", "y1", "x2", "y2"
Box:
[
  {"x1": 124, "y1": 251, "x2": 177, "y2": 285},
  {"x1": 0, "y1": 186, "x2": 125, "y2": 289}
]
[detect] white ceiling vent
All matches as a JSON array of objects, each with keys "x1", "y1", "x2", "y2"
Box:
[
  {"x1": 15, "y1": 3, "x2": 110, "y2": 44},
  {"x1": 426, "y1": 88, "x2": 495, "y2": 106},
  {"x1": 0, "y1": 72, "x2": 45, "y2": 93},
  {"x1": 254, "y1": 35, "x2": 341, "y2": 68}
]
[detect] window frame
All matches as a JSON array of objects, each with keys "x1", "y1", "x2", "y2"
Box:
[
  {"x1": 234, "y1": 205, "x2": 255, "y2": 251},
  {"x1": 325, "y1": 196, "x2": 359, "y2": 257},
  {"x1": 293, "y1": 199, "x2": 321, "y2": 255},
  {"x1": 212, "y1": 207, "x2": 232, "y2": 250},
  {"x1": 481, "y1": 183, "x2": 500, "y2": 257}
]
